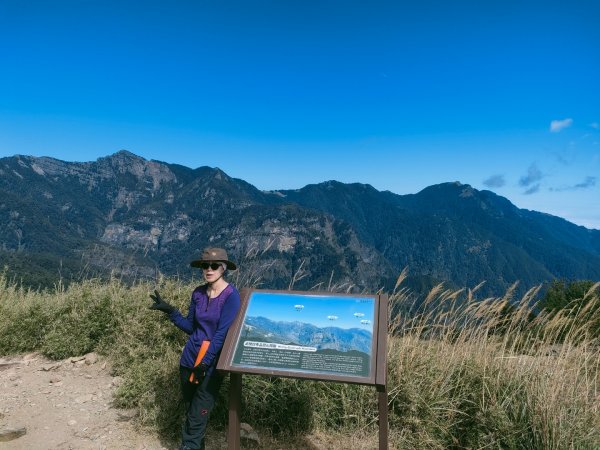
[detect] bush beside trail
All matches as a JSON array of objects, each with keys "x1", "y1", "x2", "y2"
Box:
[{"x1": 1, "y1": 271, "x2": 599, "y2": 449}]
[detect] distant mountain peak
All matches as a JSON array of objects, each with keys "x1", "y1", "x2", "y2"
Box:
[
  {"x1": 295, "y1": 180, "x2": 378, "y2": 194},
  {"x1": 94, "y1": 150, "x2": 177, "y2": 188},
  {"x1": 116, "y1": 149, "x2": 140, "y2": 157},
  {"x1": 416, "y1": 181, "x2": 483, "y2": 200},
  {"x1": 104, "y1": 149, "x2": 146, "y2": 163},
  {"x1": 212, "y1": 167, "x2": 231, "y2": 181},
  {"x1": 422, "y1": 181, "x2": 469, "y2": 191}
]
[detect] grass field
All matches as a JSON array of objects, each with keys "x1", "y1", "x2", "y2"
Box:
[{"x1": 1, "y1": 269, "x2": 598, "y2": 449}]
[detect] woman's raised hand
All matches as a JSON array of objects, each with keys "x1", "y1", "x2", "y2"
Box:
[{"x1": 149, "y1": 290, "x2": 175, "y2": 314}]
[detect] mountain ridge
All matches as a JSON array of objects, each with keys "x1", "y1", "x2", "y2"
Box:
[
  {"x1": 1, "y1": 150, "x2": 598, "y2": 294},
  {"x1": 244, "y1": 316, "x2": 373, "y2": 354}
]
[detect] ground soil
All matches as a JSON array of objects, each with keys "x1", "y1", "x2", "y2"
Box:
[
  {"x1": 1, "y1": 353, "x2": 193, "y2": 450},
  {"x1": 0, "y1": 353, "x2": 380, "y2": 450}
]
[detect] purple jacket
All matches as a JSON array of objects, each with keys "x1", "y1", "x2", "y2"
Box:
[{"x1": 169, "y1": 284, "x2": 241, "y2": 373}]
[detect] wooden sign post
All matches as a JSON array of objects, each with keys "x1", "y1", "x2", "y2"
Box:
[{"x1": 218, "y1": 289, "x2": 389, "y2": 449}]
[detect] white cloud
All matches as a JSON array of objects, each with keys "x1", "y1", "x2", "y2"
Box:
[
  {"x1": 590, "y1": 122, "x2": 599, "y2": 129},
  {"x1": 519, "y1": 163, "x2": 544, "y2": 187},
  {"x1": 550, "y1": 176, "x2": 597, "y2": 192},
  {"x1": 550, "y1": 118, "x2": 573, "y2": 132},
  {"x1": 483, "y1": 174, "x2": 505, "y2": 188},
  {"x1": 524, "y1": 183, "x2": 541, "y2": 195}
]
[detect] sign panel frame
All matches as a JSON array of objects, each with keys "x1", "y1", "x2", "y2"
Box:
[{"x1": 218, "y1": 288, "x2": 388, "y2": 387}]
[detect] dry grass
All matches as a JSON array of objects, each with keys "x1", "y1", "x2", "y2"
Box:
[
  {"x1": 1, "y1": 269, "x2": 599, "y2": 449},
  {"x1": 386, "y1": 281, "x2": 600, "y2": 449}
]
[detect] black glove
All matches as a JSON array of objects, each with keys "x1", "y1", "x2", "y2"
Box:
[
  {"x1": 149, "y1": 290, "x2": 175, "y2": 314},
  {"x1": 192, "y1": 362, "x2": 208, "y2": 381}
]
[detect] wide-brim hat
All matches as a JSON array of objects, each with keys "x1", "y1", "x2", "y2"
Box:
[{"x1": 190, "y1": 247, "x2": 237, "y2": 270}]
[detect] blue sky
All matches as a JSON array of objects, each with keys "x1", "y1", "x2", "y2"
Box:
[
  {"x1": 246, "y1": 292, "x2": 375, "y2": 330},
  {"x1": 1, "y1": 1, "x2": 599, "y2": 228}
]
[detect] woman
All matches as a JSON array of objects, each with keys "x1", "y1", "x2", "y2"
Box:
[{"x1": 150, "y1": 247, "x2": 241, "y2": 450}]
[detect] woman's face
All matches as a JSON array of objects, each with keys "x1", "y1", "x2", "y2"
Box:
[{"x1": 202, "y1": 262, "x2": 225, "y2": 283}]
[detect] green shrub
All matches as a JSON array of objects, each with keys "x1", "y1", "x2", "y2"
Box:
[
  {"x1": 42, "y1": 288, "x2": 118, "y2": 358},
  {"x1": 539, "y1": 279, "x2": 600, "y2": 342},
  {"x1": 0, "y1": 273, "x2": 57, "y2": 354}
]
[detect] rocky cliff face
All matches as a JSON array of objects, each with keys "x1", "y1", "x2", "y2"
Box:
[
  {"x1": 0, "y1": 151, "x2": 390, "y2": 290},
  {"x1": 1, "y1": 151, "x2": 599, "y2": 294}
]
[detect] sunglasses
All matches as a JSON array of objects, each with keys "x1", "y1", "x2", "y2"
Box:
[{"x1": 199, "y1": 262, "x2": 223, "y2": 270}]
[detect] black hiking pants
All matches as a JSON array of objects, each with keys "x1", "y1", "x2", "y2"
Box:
[{"x1": 179, "y1": 366, "x2": 224, "y2": 450}]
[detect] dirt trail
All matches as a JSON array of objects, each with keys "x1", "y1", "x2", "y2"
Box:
[
  {"x1": 0, "y1": 352, "x2": 169, "y2": 450},
  {"x1": 1, "y1": 353, "x2": 372, "y2": 450}
]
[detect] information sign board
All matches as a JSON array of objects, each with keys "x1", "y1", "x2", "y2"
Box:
[{"x1": 218, "y1": 289, "x2": 387, "y2": 386}]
